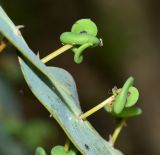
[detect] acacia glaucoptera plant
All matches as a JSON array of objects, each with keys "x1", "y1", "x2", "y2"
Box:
[{"x1": 0, "y1": 6, "x2": 142, "y2": 155}]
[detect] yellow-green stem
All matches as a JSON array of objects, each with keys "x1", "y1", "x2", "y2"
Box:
[
  {"x1": 80, "y1": 95, "x2": 115, "y2": 119},
  {"x1": 41, "y1": 44, "x2": 73, "y2": 63},
  {"x1": 111, "y1": 119, "x2": 126, "y2": 146},
  {"x1": 64, "y1": 138, "x2": 70, "y2": 152}
]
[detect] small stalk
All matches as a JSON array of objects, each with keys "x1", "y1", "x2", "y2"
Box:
[
  {"x1": 64, "y1": 138, "x2": 70, "y2": 152},
  {"x1": 111, "y1": 119, "x2": 126, "y2": 146},
  {"x1": 41, "y1": 44, "x2": 73, "y2": 63},
  {"x1": 80, "y1": 95, "x2": 115, "y2": 119}
]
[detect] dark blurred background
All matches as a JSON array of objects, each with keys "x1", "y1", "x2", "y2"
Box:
[{"x1": 0, "y1": 0, "x2": 160, "y2": 155}]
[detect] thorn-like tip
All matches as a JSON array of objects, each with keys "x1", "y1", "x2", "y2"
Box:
[
  {"x1": 18, "y1": 57, "x2": 22, "y2": 64},
  {"x1": 16, "y1": 25, "x2": 25, "y2": 29},
  {"x1": 36, "y1": 51, "x2": 40, "y2": 58},
  {"x1": 49, "y1": 114, "x2": 52, "y2": 117},
  {"x1": 108, "y1": 134, "x2": 113, "y2": 145},
  {"x1": 99, "y1": 38, "x2": 103, "y2": 47},
  {"x1": 15, "y1": 25, "x2": 25, "y2": 36}
]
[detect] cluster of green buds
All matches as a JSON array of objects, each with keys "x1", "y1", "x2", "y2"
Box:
[{"x1": 104, "y1": 77, "x2": 142, "y2": 118}]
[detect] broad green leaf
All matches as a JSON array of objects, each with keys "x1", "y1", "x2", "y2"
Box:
[
  {"x1": 0, "y1": 6, "x2": 80, "y2": 115},
  {"x1": 47, "y1": 67, "x2": 81, "y2": 110},
  {"x1": 0, "y1": 6, "x2": 123, "y2": 155},
  {"x1": 19, "y1": 58, "x2": 122, "y2": 155}
]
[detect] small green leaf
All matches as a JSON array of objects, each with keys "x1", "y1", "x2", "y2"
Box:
[
  {"x1": 51, "y1": 146, "x2": 76, "y2": 155},
  {"x1": 125, "y1": 86, "x2": 139, "y2": 108},
  {"x1": 35, "y1": 147, "x2": 47, "y2": 155},
  {"x1": 104, "y1": 104, "x2": 112, "y2": 113},
  {"x1": 117, "y1": 107, "x2": 142, "y2": 118},
  {"x1": 113, "y1": 77, "x2": 134, "y2": 114}
]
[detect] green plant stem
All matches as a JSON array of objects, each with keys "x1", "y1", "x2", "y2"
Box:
[
  {"x1": 80, "y1": 95, "x2": 115, "y2": 119},
  {"x1": 111, "y1": 119, "x2": 126, "y2": 146},
  {"x1": 41, "y1": 44, "x2": 73, "y2": 63},
  {"x1": 64, "y1": 138, "x2": 71, "y2": 152}
]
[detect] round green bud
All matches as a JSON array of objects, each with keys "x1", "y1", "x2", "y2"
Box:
[
  {"x1": 51, "y1": 146, "x2": 76, "y2": 155},
  {"x1": 35, "y1": 147, "x2": 47, "y2": 155},
  {"x1": 71, "y1": 19, "x2": 98, "y2": 36}
]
